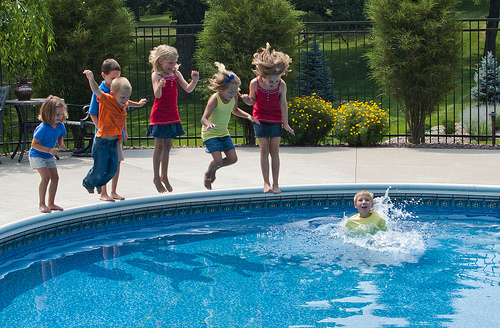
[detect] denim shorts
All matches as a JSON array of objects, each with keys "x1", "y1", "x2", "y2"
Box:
[
  {"x1": 204, "y1": 136, "x2": 235, "y2": 153},
  {"x1": 147, "y1": 123, "x2": 185, "y2": 139},
  {"x1": 253, "y1": 122, "x2": 282, "y2": 138},
  {"x1": 29, "y1": 156, "x2": 57, "y2": 170}
]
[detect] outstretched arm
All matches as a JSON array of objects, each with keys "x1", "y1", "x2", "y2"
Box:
[
  {"x1": 83, "y1": 70, "x2": 103, "y2": 99},
  {"x1": 231, "y1": 95, "x2": 259, "y2": 124},
  {"x1": 241, "y1": 78, "x2": 257, "y2": 106},
  {"x1": 177, "y1": 70, "x2": 199, "y2": 93},
  {"x1": 128, "y1": 98, "x2": 147, "y2": 108}
]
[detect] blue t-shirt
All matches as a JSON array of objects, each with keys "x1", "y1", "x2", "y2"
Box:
[
  {"x1": 89, "y1": 81, "x2": 129, "y2": 137},
  {"x1": 29, "y1": 122, "x2": 67, "y2": 159}
]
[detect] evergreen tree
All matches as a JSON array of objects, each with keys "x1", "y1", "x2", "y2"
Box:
[
  {"x1": 365, "y1": 0, "x2": 461, "y2": 144},
  {"x1": 39, "y1": 0, "x2": 135, "y2": 147},
  {"x1": 472, "y1": 51, "x2": 500, "y2": 105},
  {"x1": 297, "y1": 42, "x2": 336, "y2": 102}
]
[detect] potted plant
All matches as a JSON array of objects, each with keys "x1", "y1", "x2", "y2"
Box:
[{"x1": 0, "y1": 0, "x2": 54, "y2": 100}]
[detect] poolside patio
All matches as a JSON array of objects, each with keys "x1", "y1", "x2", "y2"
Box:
[{"x1": 1, "y1": 146, "x2": 500, "y2": 225}]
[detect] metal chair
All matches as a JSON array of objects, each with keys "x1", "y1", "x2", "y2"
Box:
[
  {"x1": 0, "y1": 86, "x2": 11, "y2": 164},
  {"x1": 65, "y1": 104, "x2": 95, "y2": 157}
]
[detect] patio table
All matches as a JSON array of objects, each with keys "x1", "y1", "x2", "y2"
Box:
[{"x1": 5, "y1": 98, "x2": 46, "y2": 162}]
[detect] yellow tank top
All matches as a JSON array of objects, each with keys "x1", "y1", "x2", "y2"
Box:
[{"x1": 201, "y1": 93, "x2": 234, "y2": 141}]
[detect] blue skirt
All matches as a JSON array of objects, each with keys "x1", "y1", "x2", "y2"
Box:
[
  {"x1": 204, "y1": 136, "x2": 235, "y2": 153},
  {"x1": 147, "y1": 123, "x2": 185, "y2": 139},
  {"x1": 253, "y1": 122, "x2": 282, "y2": 138}
]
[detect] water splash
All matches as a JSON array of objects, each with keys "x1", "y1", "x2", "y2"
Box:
[
  {"x1": 256, "y1": 188, "x2": 427, "y2": 268},
  {"x1": 337, "y1": 187, "x2": 427, "y2": 255}
]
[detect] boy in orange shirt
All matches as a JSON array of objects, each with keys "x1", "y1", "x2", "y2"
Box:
[{"x1": 82, "y1": 69, "x2": 145, "y2": 194}]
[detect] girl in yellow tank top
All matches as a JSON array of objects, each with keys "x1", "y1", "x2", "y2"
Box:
[{"x1": 200, "y1": 62, "x2": 260, "y2": 190}]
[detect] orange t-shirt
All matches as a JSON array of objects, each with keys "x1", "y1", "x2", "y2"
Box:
[{"x1": 96, "y1": 93, "x2": 128, "y2": 140}]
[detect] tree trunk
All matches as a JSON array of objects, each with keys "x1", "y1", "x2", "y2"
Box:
[
  {"x1": 176, "y1": 26, "x2": 199, "y2": 99},
  {"x1": 484, "y1": 0, "x2": 500, "y2": 57},
  {"x1": 406, "y1": 105, "x2": 427, "y2": 144}
]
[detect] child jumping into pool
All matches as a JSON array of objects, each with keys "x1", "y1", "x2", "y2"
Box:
[
  {"x1": 201, "y1": 62, "x2": 259, "y2": 190},
  {"x1": 148, "y1": 44, "x2": 199, "y2": 193},
  {"x1": 345, "y1": 190, "x2": 388, "y2": 235},
  {"x1": 29, "y1": 96, "x2": 67, "y2": 213},
  {"x1": 241, "y1": 43, "x2": 295, "y2": 194}
]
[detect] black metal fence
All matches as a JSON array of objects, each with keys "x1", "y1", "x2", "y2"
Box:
[{"x1": 1, "y1": 19, "x2": 499, "y2": 152}]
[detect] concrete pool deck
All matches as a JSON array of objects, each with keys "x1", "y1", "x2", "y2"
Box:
[{"x1": 1, "y1": 146, "x2": 499, "y2": 226}]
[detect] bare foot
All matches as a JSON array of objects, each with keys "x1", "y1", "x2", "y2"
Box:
[
  {"x1": 204, "y1": 172, "x2": 212, "y2": 190},
  {"x1": 211, "y1": 170, "x2": 217, "y2": 183},
  {"x1": 153, "y1": 178, "x2": 166, "y2": 193},
  {"x1": 111, "y1": 192, "x2": 125, "y2": 201},
  {"x1": 161, "y1": 177, "x2": 173, "y2": 192},
  {"x1": 39, "y1": 205, "x2": 51, "y2": 213},
  {"x1": 263, "y1": 183, "x2": 272, "y2": 193},
  {"x1": 272, "y1": 183, "x2": 281, "y2": 194},
  {"x1": 100, "y1": 194, "x2": 115, "y2": 202},
  {"x1": 48, "y1": 204, "x2": 64, "y2": 211}
]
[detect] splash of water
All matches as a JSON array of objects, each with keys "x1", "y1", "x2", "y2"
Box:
[{"x1": 256, "y1": 188, "x2": 427, "y2": 268}]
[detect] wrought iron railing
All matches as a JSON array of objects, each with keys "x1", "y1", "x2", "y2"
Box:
[{"x1": 1, "y1": 19, "x2": 498, "y2": 152}]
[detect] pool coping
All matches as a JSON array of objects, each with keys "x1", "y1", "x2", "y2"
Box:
[{"x1": 1, "y1": 182, "x2": 500, "y2": 243}]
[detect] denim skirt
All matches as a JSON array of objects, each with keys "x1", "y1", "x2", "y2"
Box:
[
  {"x1": 204, "y1": 135, "x2": 235, "y2": 153},
  {"x1": 253, "y1": 122, "x2": 282, "y2": 138},
  {"x1": 146, "y1": 123, "x2": 185, "y2": 139}
]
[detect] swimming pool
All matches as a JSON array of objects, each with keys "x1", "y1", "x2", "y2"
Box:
[{"x1": 0, "y1": 184, "x2": 499, "y2": 327}]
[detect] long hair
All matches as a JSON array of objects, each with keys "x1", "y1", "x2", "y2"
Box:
[
  {"x1": 208, "y1": 62, "x2": 241, "y2": 92},
  {"x1": 252, "y1": 42, "x2": 291, "y2": 77},
  {"x1": 38, "y1": 95, "x2": 67, "y2": 124},
  {"x1": 148, "y1": 44, "x2": 180, "y2": 74}
]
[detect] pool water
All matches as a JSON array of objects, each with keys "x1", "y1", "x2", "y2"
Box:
[{"x1": 0, "y1": 196, "x2": 499, "y2": 327}]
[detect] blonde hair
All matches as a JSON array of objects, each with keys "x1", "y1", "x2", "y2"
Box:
[
  {"x1": 208, "y1": 62, "x2": 241, "y2": 92},
  {"x1": 148, "y1": 44, "x2": 180, "y2": 74},
  {"x1": 38, "y1": 95, "x2": 67, "y2": 124},
  {"x1": 354, "y1": 190, "x2": 374, "y2": 203},
  {"x1": 252, "y1": 42, "x2": 292, "y2": 77},
  {"x1": 110, "y1": 77, "x2": 132, "y2": 95}
]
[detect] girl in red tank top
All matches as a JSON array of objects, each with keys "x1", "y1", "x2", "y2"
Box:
[
  {"x1": 241, "y1": 43, "x2": 295, "y2": 194},
  {"x1": 148, "y1": 45, "x2": 199, "y2": 193}
]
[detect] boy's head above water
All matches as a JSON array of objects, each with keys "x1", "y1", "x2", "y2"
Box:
[{"x1": 353, "y1": 190, "x2": 374, "y2": 218}]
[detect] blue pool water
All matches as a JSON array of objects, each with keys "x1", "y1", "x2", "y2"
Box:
[{"x1": 0, "y1": 193, "x2": 499, "y2": 327}]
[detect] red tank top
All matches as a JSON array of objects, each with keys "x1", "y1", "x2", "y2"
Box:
[
  {"x1": 149, "y1": 73, "x2": 180, "y2": 125},
  {"x1": 252, "y1": 78, "x2": 282, "y2": 124}
]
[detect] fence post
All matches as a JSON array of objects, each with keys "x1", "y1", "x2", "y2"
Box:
[{"x1": 489, "y1": 112, "x2": 497, "y2": 145}]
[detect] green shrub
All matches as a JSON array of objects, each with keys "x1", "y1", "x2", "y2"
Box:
[
  {"x1": 282, "y1": 94, "x2": 335, "y2": 146},
  {"x1": 333, "y1": 101, "x2": 389, "y2": 146},
  {"x1": 441, "y1": 118, "x2": 456, "y2": 135}
]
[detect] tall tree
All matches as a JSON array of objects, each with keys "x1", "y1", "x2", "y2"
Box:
[
  {"x1": 162, "y1": 0, "x2": 208, "y2": 96},
  {"x1": 483, "y1": 0, "x2": 500, "y2": 57},
  {"x1": 39, "y1": 0, "x2": 135, "y2": 147},
  {"x1": 366, "y1": 0, "x2": 461, "y2": 144},
  {"x1": 196, "y1": 0, "x2": 301, "y2": 144}
]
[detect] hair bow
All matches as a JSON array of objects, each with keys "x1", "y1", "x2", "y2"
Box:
[{"x1": 225, "y1": 74, "x2": 235, "y2": 83}]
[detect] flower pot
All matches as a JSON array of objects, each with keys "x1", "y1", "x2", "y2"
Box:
[{"x1": 15, "y1": 83, "x2": 34, "y2": 101}]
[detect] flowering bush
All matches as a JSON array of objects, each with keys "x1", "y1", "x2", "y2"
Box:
[
  {"x1": 333, "y1": 101, "x2": 389, "y2": 146},
  {"x1": 282, "y1": 94, "x2": 335, "y2": 146}
]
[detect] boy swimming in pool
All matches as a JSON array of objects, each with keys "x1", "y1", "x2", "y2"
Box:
[{"x1": 345, "y1": 190, "x2": 388, "y2": 235}]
